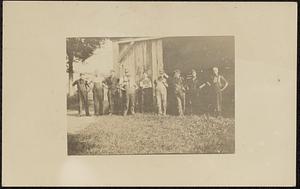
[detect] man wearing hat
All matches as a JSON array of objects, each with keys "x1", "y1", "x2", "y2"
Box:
[
  {"x1": 72, "y1": 73, "x2": 91, "y2": 116},
  {"x1": 173, "y1": 69, "x2": 186, "y2": 116},
  {"x1": 154, "y1": 70, "x2": 169, "y2": 115},
  {"x1": 104, "y1": 69, "x2": 120, "y2": 115},
  {"x1": 121, "y1": 70, "x2": 138, "y2": 116}
]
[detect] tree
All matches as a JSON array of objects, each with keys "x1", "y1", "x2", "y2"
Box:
[{"x1": 66, "y1": 37, "x2": 105, "y2": 95}]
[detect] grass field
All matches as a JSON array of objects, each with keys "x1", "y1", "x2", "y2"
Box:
[{"x1": 67, "y1": 112, "x2": 234, "y2": 155}]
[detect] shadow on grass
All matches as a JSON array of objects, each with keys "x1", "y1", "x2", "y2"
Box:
[{"x1": 67, "y1": 133, "x2": 96, "y2": 155}]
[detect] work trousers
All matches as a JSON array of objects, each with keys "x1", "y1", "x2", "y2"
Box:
[
  {"x1": 123, "y1": 92, "x2": 136, "y2": 115},
  {"x1": 93, "y1": 88, "x2": 104, "y2": 115},
  {"x1": 141, "y1": 88, "x2": 152, "y2": 113},
  {"x1": 176, "y1": 92, "x2": 186, "y2": 116},
  {"x1": 156, "y1": 88, "x2": 167, "y2": 115},
  {"x1": 186, "y1": 92, "x2": 198, "y2": 115},
  {"x1": 107, "y1": 89, "x2": 118, "y2": 114},
  {"x1": 213, "y1": 91, "x2": 222, "y2": 116},
  {"x1": 78, "y1": 91, "x2": 89, "y2": 116}
]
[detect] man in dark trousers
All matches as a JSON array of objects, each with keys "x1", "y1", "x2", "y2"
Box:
[
  {"x1": 139, "y1": 72, "x2": 153, "y2": 113},
  {"x1": 104, "y1": 70, "x2": 120, "y2": 115},
  {"x1": 186, "y1": 69, "x2": 200, "y2": 115},
  {"x1": 72, "y1": 73, "x2": 91, "y2": 116},
  {"x1": 92, "y1": 71, "x2": 105, "y2": 116},
  {"x1": 121, "y1": 70, "x2": 138, "y2": 116}
]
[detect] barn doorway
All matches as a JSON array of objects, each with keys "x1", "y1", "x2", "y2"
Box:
[{"x1": 162, "y1": 36, "x2": 235, "y2": 117}]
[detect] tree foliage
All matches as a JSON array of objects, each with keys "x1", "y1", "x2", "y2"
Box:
[{"x1": 66, "y1": 37, "x2": 105, "y2": 73}]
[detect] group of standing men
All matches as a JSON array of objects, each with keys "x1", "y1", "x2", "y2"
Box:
[{"x1": 72, "y1": 66, "x2": 228, "y2": 117}]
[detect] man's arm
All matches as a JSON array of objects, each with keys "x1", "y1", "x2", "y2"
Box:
[
  {"x1": 199, "y1": 79, "x2": 211, "y2": 89},
  {"x1": 163, "y1": 73, "x2": 169, "y2": 79},
  {"x1": 102, "y1": 80, "x2": 108, "y2": 88},
  {"x1": 72, "y1": 80, "x2": 77, "y2": 86},
  {"x1": 85, "y1": 80, "x2": 91, "y2": 91},
  {"x1": 199, "y1": 83, "x2": 206, "y2": 89},
  {"x1": 220, "y1": 76, "x2": 228, "y2": 91},
  {"x1": 163, "y1": 79, "x2": 168, "y2": 88},
  {"x1": 134, "y1": 82, "x2": 139, "y2": 90}
]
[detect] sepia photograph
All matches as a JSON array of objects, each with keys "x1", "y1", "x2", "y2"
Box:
[
  {"x1": 67, "y1": 36, "x2": 235, "y2": 155},
  {"x1": 3, "y1": 1, "x2": 296, "y2": 186}
]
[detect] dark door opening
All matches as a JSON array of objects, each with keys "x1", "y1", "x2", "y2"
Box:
[{"x1": 162, "y1": 36, "x2": 235, "y2": 117}]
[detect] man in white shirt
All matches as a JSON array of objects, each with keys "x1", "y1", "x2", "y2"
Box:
[
  {"x1": 155, "y1": 70, "x2": 169, "y2": 116},
  {"x1": 210, "y1": 67, "x2": 228, "y2": 117}
]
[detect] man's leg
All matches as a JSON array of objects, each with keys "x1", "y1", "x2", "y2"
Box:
[
  {"x1": 156, "y1": 90, "x2": 162, "y2": 115},
  {"x1": 182, "y1": 93, "x2": 186, "y2": 115},
  {"x1": 107, "y1": 90, "x2": 112, "y2": 114},
  {"x1": 99, "y1": 92, "x2": 104, "y2": 115},
  {"x1": 78, "y1": 92, "x2": 83, "y2": 116},
  {"x1": 146, "y1": 88, "x2": 153, "y2": 112},
  {"x1": 117, "y1": 91, "x2": 123, "y2": 114},
  {"x1": 186, "y1": 93, "x2": 192, "y2": 115},
  {"x1": 176, "y1": 94, "x2": 183, "y2": 116},
  {"x1": 192, "y1": 93, "x2": 199, "y2": 115},
  {"x1": 110, "y1": 91, "x2": 116, "y2": 115},
  {"x1": 130, "y1": 93, "x2": 136, "y2": 114},
  {"x1": 93, "y1": 91, "x2": 99, "y2": 115},
  {"x1": 123, "y1": 93, "x2": 129, "y2": 116},
  {"x1": 83, "y1": 92, "x2": 90, "y2": 116},
  {"x1": 216, "y1": 92, "x2": 222, "y2": 117},
  {"x1": 140, "y1": 89, "x2": 144, "y2": 113},
  {"x1": 162, "y1": 90, "x2": 167, "y2": 116}
]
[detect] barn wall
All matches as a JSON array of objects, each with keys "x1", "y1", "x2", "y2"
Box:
[
  {"x1": 113, "y1": 39, "x2": 164, "y2": 109},
  {"x1": 116, "y1": 39, "x2": 163, "y2": 84}
]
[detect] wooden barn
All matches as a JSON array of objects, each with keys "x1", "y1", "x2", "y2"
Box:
[{"x1": 111, "y1": 36, "x2": 235, "y2": 116}]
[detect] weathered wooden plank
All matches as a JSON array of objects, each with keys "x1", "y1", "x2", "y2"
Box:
[
  {"x1": 118, "y1": 41, "x2": 134, "y2": 62},
  {"x1": 117, "y1": 37, "x2": 164, "y2": 44}
]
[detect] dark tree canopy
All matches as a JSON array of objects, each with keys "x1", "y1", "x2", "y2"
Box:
[{"x1": 66, "y1": 37, "x2": 106, "y2": 73}]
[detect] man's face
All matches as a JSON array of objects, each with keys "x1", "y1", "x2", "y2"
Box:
[
  {"x1": 192, "y1": 71, "x2": 197, "y2": 77},
  {"x1": 175, "y1": 72, "x2": 180, "y2": 78},
  {"x1": 213, "y1": 67, "x2": 218, "y2": 75},
  {"x1": 143, "y1": 73, "x2": 148, "y2": 78},
  {"x1": 80, "y1": 74, "x2": 84, "y2": 79}
]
